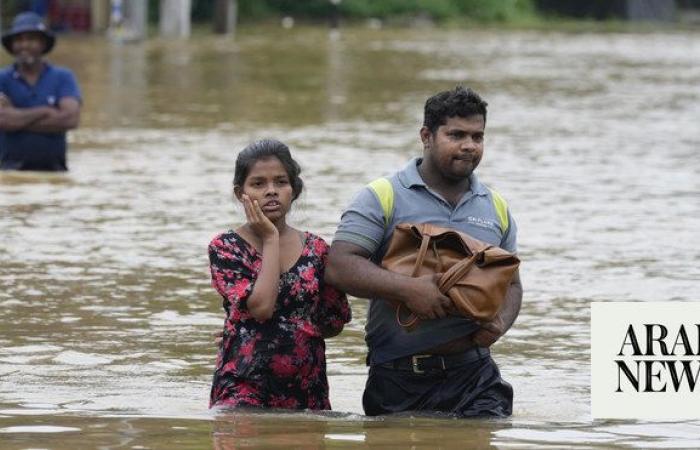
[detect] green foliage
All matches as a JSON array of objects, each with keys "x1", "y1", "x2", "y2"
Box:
[
  {"x1": 416, "y1": 0, "x2": 461, "y2": 21},
  {"x1": 265, "y1": 0, "x2": 334, "y2": 17},
  {"x1": 345, "y1": 0, "x2": 534, "y2": 22},
  {"x1": 237, "y1": 0, "x2": 535, "y2": 23},
  {"x1": 237, "y1": 1, "x2": 273, "y2": 20},
  {"x1": 148, "y1": 0, "x2": 159, "y2": 23},
  {"x1": 454, "y1": 0, "x2": 536, "y2": 21},
  {"x1": 337, "y1": 0, "x2": 461, "y2": 20},
  {"x1": 340, "y1": 0, "x2": 418, "y2": 19},
  {"x1": 145, "y1": 0, "x2": 535, "y2": 24}
]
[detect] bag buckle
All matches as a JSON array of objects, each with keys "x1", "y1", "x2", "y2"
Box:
[{"x1": 411, "y1": 354, "x2": 443, "y2": 374}]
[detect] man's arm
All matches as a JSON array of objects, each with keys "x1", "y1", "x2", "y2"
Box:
[
  {"x1": 0, "y1": 104, "x2": 53, "y2": 131},
  {"x1": 325, "y1": 240, "x2": 453, "y2": 320},
  {"x1": 471, "y1": 269, "x2": 523, "y2": 347},
  {"x1": 24, "y1": 97, "x2": 81, "y2": 133}
]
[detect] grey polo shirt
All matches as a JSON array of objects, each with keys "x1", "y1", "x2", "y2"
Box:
[{"x1": 334, "y1": 157, "x2": 518, "y2": 365}]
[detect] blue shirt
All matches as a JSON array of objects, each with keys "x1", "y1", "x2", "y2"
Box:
[
  {"x1": 0, "y1": 63, "x2": 81, "y2": 171},
  {"x1": 334, "y1": 158, "x2": 518, "y2": 364}
]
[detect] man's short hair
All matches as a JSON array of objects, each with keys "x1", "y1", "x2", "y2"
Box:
[{"x1": 423, "y1": 86, "x2": 488, "y2": 134}]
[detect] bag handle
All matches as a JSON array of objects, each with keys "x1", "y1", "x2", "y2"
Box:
[
  {"x1": 397, "y1": 232, "x2": 432, "y2": 328},
  {"x1": 438, "y1": 251, "x2": 481, "y2": 293},
  {"x1": 396, "y1": 304, "x2": 419, "y2": 327},
  {"x1": 432, "y1": 241, "x2": 443, "y2": 273},
  {"x1": 411, "y1": 232, "x2": 431, "y2": 277}
]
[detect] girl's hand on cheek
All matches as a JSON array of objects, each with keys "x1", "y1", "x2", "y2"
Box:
[{"x1": 242, "y1": 194, "x2": 279, "y2": 241}]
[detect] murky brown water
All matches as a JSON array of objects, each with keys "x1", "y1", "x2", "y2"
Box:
[{"x1": 1, "y1": 24, "x2": 699, "y2": 448}]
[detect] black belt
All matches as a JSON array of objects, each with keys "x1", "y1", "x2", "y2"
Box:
[{"x1": 380, "y1": 347, "x2": 490, "y2": 374}]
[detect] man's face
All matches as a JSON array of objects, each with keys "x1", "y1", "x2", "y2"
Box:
[
  {"x1": 11, "y1": 32, "x2": 46, "y2": 66},
  {"x1": 422, "y1": 115, "x2": 485, "y2": 182}
]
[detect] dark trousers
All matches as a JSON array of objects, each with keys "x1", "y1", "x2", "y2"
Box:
[{"x1": 362, "y1": 353, "x2": 513, "y2": 417}]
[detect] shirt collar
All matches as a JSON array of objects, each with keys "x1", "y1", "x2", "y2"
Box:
[
  {"x1": 397, "y1": 157, "x2": 489, "y2": 196},
  {"x1": 12, "y1": 62, "x2": 50, "y2": 80},
  {"x1": 397, "y1": 157, "x2": 426, "y2": 188}
]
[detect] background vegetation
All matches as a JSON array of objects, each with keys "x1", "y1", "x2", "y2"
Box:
[
  {"x1": 152, "y1": 0, "x2": 537, "y2": 24},
  {"x1": 2, "y1": 0, "x2": 697, "y2": 29}
]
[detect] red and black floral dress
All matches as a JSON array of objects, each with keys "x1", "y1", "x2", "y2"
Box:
[{"x1": 208, "y1": 230, "x2": 351, "y2": 410}]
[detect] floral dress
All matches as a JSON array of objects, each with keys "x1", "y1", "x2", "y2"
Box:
[{"x1": 208, "y1": 230, "x2": 351, "y2": 410}]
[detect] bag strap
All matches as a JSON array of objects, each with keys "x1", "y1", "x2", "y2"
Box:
[
  {"x1": 432, "y1": 241, "x2": 443, "y2": 272},
  {"x1": 438, "y1": 251, "x2": 481, "y2": 293},
  {"x1": 411, "y1": 232, "x2": 431, "y2": 277},
  {"x1": 369, "y1": 177, "x2": 509, "y2": 328},
  {"x1": 397, "y1": 232, "x2": 430, "y2": 328},
  {"x1": 396, "y1": 303, "x2": 419, "y2": 328}
]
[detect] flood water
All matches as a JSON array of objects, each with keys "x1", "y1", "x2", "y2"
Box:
[{"x1": 1, "y1": 23, "x2": 699, "y2": 449}]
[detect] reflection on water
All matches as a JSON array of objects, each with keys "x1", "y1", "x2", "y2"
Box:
[
  {"x1": 211, "y1": 411, "x2": 507, "y2": 449},
  {"x1": 0, "y1": 24, "x2": 699, "y2": 448}
]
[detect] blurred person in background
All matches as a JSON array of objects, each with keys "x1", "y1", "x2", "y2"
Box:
[{"x1": 0, "y1": 11, "x2": 81, "y2": 171}]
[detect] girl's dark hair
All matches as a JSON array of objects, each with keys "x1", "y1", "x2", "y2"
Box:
[{"x1": 233, "y1": 139, "x2": 304, "y2": 201}]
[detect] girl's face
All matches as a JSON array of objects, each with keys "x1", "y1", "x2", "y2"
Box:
[{"x1": 235, "y1": 157, "x2": 294, "y2": 222}]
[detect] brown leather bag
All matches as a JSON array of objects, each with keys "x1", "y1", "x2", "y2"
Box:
[{"x1": 381, "y1": 223, "x2": 520, "y2": 328}]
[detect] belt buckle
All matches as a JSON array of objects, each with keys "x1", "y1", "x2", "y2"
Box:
[{"x1": 411, "y1": 354, "x2": 435, "y2": 374}]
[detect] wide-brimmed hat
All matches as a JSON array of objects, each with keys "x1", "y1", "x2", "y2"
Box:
[{"x1": 2, "y1": 12, "x2": 55, "y2": 54}]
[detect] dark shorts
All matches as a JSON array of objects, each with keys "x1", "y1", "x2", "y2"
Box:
[{"x1": 362, "y1": 349, "x2": 513, "y2": 417}]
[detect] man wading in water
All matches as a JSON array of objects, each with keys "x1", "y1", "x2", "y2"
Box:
[{"x1": 326, "y1": 86, "x2": 522, "y2": 417}]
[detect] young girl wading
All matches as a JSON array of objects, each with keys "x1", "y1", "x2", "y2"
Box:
[{"x1": 208, "y1": 139, "x2": 351, "y2": 410}]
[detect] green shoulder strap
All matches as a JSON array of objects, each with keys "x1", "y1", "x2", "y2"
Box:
[
  {"x1": 367, "y1": 177, "x2": 394, "y2": 227},
  {"x1": 488, "y1": 187, "x2": 510, "y2": 234},
  {"x1": 368, "y1": 177, "x2": 509, "y2": 234}
]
